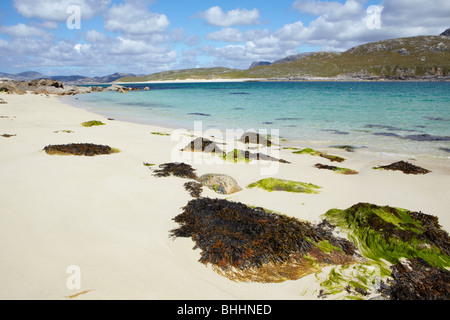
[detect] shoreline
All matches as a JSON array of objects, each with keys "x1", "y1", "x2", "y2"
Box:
[
  {"x1": 0, "y1": 92, "x2": 449, "y2": 300},
  {"x1": 114, "y1": 76, "x2": 450, "y2": 85}
]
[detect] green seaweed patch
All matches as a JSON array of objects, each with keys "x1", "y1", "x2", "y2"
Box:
[
  {"x1": 314, "y1": 239, "x2": 344, "y2": 254},
  {"x1": 323, "y1": 203, "x2": 450, "y2": 270},
  {"x1": 315, "y1": 163, "x2": 358, "y2": 175},
  {"x1": 54, "y1": 130, "x2": 74, "y2": 133},
  {"x1": 317, "y1": 263, "x2": 386, "y2": 300},
  {"x1": 151, "y1": 131, "x2": 170, "y2": 136},
  {"x1": 223, "y1": 149, "x2": 251, "y2": 163},
  {"x1": 247, "y1": 178, "x2": 321, "y2": 194},
  {"x1": 292, "y1": 148, "x2": 346, "y2": 163},
  {"x1": 143, "y1": 162, "x2": 155, "y2": 167},
  {"x1": 82, "y1": 120, "x2": 106, "y2": 127}
]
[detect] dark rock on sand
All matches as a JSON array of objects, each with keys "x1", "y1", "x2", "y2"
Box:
[
  {"x1": 44, "y1": 143, "x2": 115, "y2": 156},
  {"x1": 1, "y1": 134, "x2": 17, "y2": 138},
  {"x1": 374, "y1": 160, "x2": 431, "y2": 174},
  {"x1": 239, "y1": 132, "x2": 272, "y2": 146},
  {"x1": 183, "y1": 137, "x2": 223, "y2": 154}
]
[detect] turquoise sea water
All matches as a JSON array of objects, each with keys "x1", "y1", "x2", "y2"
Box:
[{"x1": 65, "y1": 81, "x2": 450, "y2": 159}]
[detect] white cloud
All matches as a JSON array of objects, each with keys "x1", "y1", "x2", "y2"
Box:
[
  {"x1": 0, "y1": 23, "x2": 47, "y2": 38},
  {"x1": 198, "y1": 6, "x2": 260, "y2": 27},
  {"x1": 292, "y1": 0, "x2": 343, "y2": 15},
  {"x1": 14, "y1": 0, "x2": 111, "y2": 21},
  {"x1": 206, "y1": 28, "x2": 244, "y2": 42},
  {"x1": 104, "y1": 1, "x2": 169, "y2": 35},
  {"x1": 85, "y1": 30, "x2": 107, "y2": 43}
]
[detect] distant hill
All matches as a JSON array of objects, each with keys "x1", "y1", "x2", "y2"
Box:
[
  {"x1": 119, "y1": 34, "x2": 450, "y2": 82},
  {"x1": 0, "y1": 71, "x2": 46, "y2": 81},
  {"x1": 0, "y1": 71, "x2": 137, "y2": 84},
  {"x1": 51, "y1": 72, "x2": 137, "y2": 84}
]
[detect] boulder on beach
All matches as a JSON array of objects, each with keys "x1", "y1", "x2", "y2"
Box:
[
  {"x1": 183, "y1": 137, "x2": 223, "y2": 154},
  {"x1": 239, "y1": 132, "x2": 272, "y2": 147},
  {"x1": 197, "y1": 173, "x2": 242, "y2": 195},
  {"x1": 105, "y1": 84, "x2": 129, "y2": 93}
]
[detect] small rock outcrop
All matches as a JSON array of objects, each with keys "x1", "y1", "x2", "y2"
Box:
[
  {"x1": 182, "y1": 137, "x2": 223, "y2": 154},
  {"x1": 239, "y1": 132, "x2": 272, "y2": 147},
  {"x1": 197, "y1": 173, "x2": 242, "y2": 195},
  {"x1": 0, "y1": 79, "x2": 92, "y2": 95},
  {"x1": 440, "y1": 28, "x2": 450, "y2": 36}
]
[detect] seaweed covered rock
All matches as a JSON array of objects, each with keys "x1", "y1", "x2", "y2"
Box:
[
  {"x1": 82, "y1": 120, "x2": 106, "y2": 127},
  {"x1": 170, "y1": 198, "x2": 356, "y2": 282},
  {"x1": 323, "y1": 203, "x2": 450, "y2": 270},
  {"x1": 381, "y1": 257, "x2": 450, "y2": 300},
  {"x1": 223, "y1": 149, "x2": 290, "y2": 164},
  {"x1": 247, "y1": 178, "x2": 321, "y2": 194},
  {"x1": 197, "y1": 174, "x2": 242, "y2": 195},
  {"x1": 184, "y1": 181, "x2": 203, "y2": 198},
  {"x1": 153, "y1": 162, "x2": 198, "y2": 179},
  {"x1": 239, "y1": 132, "x2": 272, "y2": 147},
  {"x1": 374, "y1": 161, "x2": 431, "y2": 175},
  {"x1": 291, "y1": 148, "x2": 346, "y2": 163},
  {"x1": 182, "y1": 137, "x2": 223, "y2": 154},
  {"x1": 43, "y1": 143, "x2": 116, "y2": 156},
  {"x1": 314, "y1": 163, "x2": 358, "y2": 175}
]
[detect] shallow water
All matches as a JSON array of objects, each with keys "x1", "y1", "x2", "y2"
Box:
[{"x1": 65, "y1": 81, "x2": 450, "y2": 159}]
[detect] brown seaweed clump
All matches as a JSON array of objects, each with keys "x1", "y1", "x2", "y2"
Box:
[
  {"x1": 43, "y1": 143, "x2": 116, "y2": 156},
  {"x1": 381, "y1": 258, "x2": 450, "y2": 300},
  {"x1": 153, "y1": 162, "x2": 198, "y2": 180},
  {"x1": 374, "y1": 161, "x2": 431, "y2": 175},
  {"x1": 184, "y1": 181, "x2": 203, "y2": 198},
  {"x1": 314, "y1": 163, "x2": 358, "y2": 175},
  {"x1": 170, "y1": 198, "x2": 356, "y2": 282}
]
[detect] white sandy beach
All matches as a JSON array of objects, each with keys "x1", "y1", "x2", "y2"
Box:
[{"x1": 0, "y1": 92, "x2": 449, "y2": 300}]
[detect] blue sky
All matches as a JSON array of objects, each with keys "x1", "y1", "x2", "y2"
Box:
[{"x1": 0, "y1": 0, "x2": 448, "y2": 76}]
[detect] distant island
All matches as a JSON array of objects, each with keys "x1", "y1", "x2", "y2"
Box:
[{"x1": 1, "y1": 31, "x2": 449, "y2": 84}]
